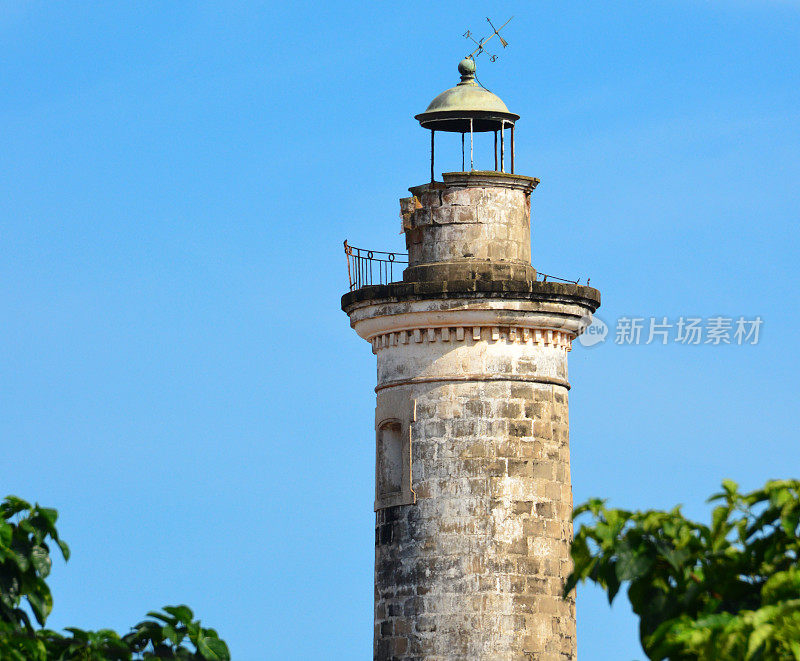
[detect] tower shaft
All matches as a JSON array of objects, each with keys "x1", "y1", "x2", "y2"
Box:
[{"x1": 343, "y1": 172, "x2": 599, "y2": 660}]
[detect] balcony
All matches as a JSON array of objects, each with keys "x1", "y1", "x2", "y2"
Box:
[
  {"x1": 343, "y1": 240, "x2": 584, "y2": 291},
  {"x1": 343, "y1": 241, "x2": 408, "y2": 291}
]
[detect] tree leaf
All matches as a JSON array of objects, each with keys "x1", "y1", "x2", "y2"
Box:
[
  {"x1": 162, "y1": 605, "x2": 193, "y2": 624},
  {"x1": 722, "y1": 479, "x2": 739, "y2": 496},
  {"x1": 30, "y1": 546, "x2": 51, "y2": 578},
  {"x1": 165, "y1": 623, "x2": 183, "y2": 646},
  {"x1": 201, "y1": 637, "x2": 231, "y2": 660},
  {"x1": 0, "y1": 523, "x2": 12, "y2": 548},
  {"x1": 1, "y1": 497, "x2": 32, "y2": 519},
  {"x1": 615, "y1": 549, "x2": 654, "y2": 582},
  {"x1": 25, "y1": 584, "x2": 53, "y2": 627}
]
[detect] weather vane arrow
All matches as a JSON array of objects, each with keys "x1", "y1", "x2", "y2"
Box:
[{"x1": 464, "y1": 16, "x2": 513, "y2": 62}]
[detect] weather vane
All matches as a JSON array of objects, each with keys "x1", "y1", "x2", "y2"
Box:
[{"x1": 463, "y1": 16, "x2": 513, "y2": 62}]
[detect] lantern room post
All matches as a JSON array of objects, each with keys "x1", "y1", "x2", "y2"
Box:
[
  {"x1": 430, "y1": 129, "x2": 435, "y2": 183},
  {"x1": 511, "y1": 124, "x2": 515, "y2": 174},
  {"x1": 500, "y1": 120, "x2": 505, "y2": 173},
  {"x1": 469, "y1": 118, "x2": 474, "y2": 171}
]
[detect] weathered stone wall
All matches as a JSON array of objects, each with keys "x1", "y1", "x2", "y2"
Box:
[
  {"x1": 373, "y1": 330, "x2": 575, "y2": 661},
  {"x1": 400, "y1": 173, "x2": 538, "y2": 284},
  {"x1": 402, "y1": 184, "x2": 531, "y2": 266}
]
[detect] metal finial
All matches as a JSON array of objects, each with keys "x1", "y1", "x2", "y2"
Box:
[{"x1": 457, "y1": 58, "x2": 476, "y2": 84}]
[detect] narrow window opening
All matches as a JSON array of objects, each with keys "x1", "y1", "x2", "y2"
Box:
[{"x1": 377, "y1": 420, "x2": 403, "y2": 498}]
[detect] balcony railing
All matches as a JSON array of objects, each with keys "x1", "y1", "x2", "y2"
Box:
[
  {"x1": 343, "y1": 240, "x2": 585, "y2": 290},
  {"x1": 344, "y1": 241, "x2": 408, "y2": 291},
  {"x1": 537, "y1": 272, "x2": 582, "y2": 285}
]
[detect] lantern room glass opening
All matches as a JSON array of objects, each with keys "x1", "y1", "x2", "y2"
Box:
[{"x1": 425, "y1": 127, "x2": 515, "y2": 180}]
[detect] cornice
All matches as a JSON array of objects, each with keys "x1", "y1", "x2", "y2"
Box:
[
  {"x1": 342, "y1": 279, "x2": 601, "y2": 315},
  {"x1": 369, "y1": 326, "x2": 574, "y2": 354}
]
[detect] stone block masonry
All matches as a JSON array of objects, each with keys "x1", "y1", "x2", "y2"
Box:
[
  {"x1": 403, "y1": 183, "x2": 531, "y2": 267},
  {"x1": 375, "y1": 381, "x2": 575, "y2": 660}
]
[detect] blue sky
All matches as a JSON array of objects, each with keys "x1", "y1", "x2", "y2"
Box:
[{"x1": 1, "y1": 2, "x2": 798, "y2": 659}]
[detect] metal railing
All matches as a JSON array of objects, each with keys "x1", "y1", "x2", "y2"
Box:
[
  {"x1": 537, "y1": 272, "x2": 584, "y2": 285},
  {"x1": 344, "y1": 241, "x2": 408, "y2": 291},
  {"x1": 343, "y1": 240, "x2": 586, "y2": 290}
]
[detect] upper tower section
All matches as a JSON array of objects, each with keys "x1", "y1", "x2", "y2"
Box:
[
  {"x1": 417, "y1": 58, "x2": 520, "y2": 177},
  {"x1": 399, "y1": 58, "x2": 538, "y2": 283},
  {"x1": 342, "y1": 55, "x2": 599, "y2": 317}
]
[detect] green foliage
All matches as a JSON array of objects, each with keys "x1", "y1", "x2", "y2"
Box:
[
  {"x1": 566, "y1": 479, "x2": 800, "y2": 660},
  {"x1": 0, "y1": 496, "x2": 70, "y2": 631},
  {"x1": 124, "y1": 606, "x2": 230, "y2": 660},
  {"x1": 0, "y1": 496, "x2": 230, "y2": 660}
]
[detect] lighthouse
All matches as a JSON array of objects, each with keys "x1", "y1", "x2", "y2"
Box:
[{"x1": 342, "y1": 58, "x2": 601, "y2": 661}]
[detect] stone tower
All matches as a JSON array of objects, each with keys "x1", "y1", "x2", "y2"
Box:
[{"x1": 342, "y1": 59, "x2": 600, "y2": 661}]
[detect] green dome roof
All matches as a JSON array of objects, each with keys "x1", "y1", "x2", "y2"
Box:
[{"x1": 415, "y1": 59, "x2": 519, "y2": 133}]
